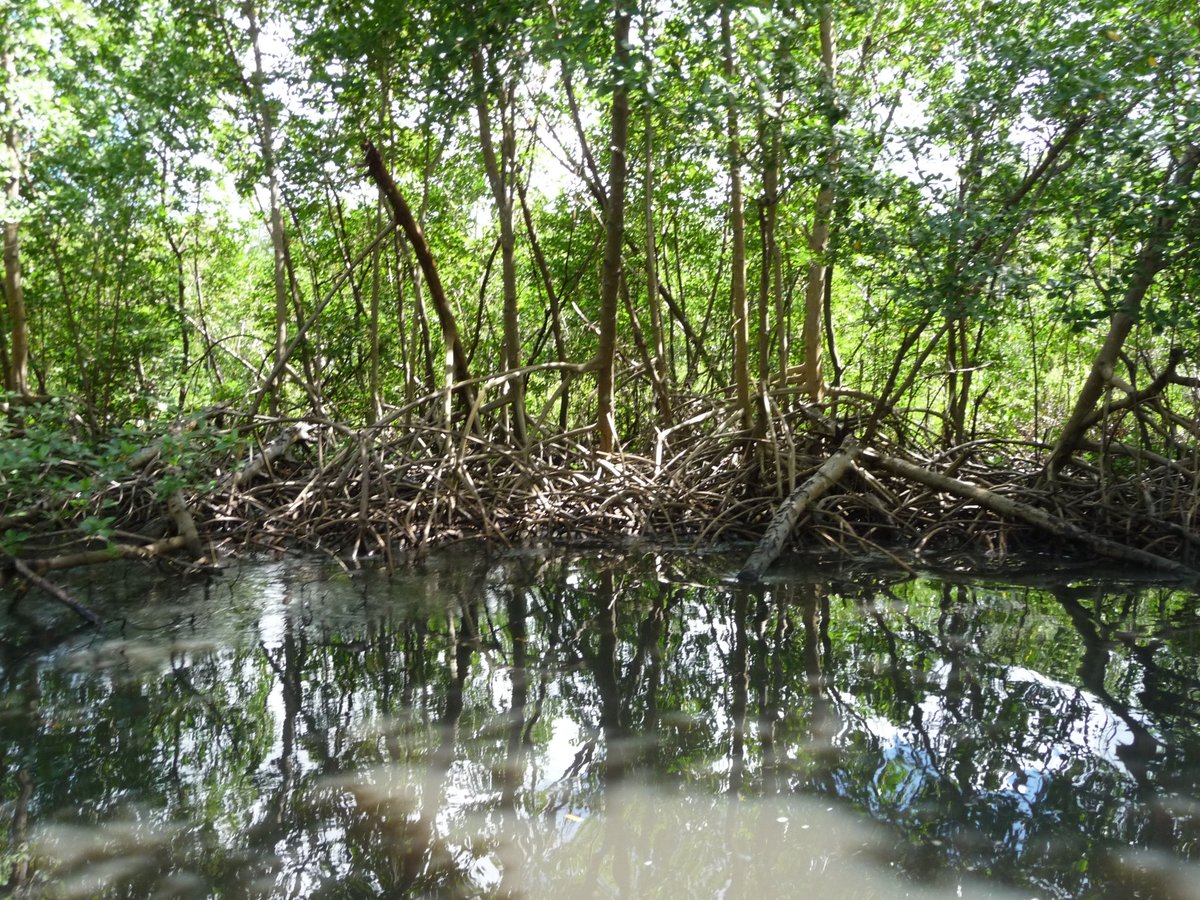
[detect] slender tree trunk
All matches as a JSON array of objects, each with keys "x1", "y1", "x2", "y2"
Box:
[
  {"x1": 0, "y1": 287, "x2": 10, "y2": 388},
  {"x1": 2, "y1": 213, "x2": 27, "y2": 397},
  {"x1": 643, "y1": 102, "x2": 672, "y2": 426},
  {"x1": 596, "y1": 1, "x2": 632, "y2": 453},
  {"x1": 390, "y1": 236, "x2": 415, "y2": 410},
  {"x1": 517, "y1": 179, "x2": 571, "y2": 431},
  {"x1": 1047, "y1": 144, "x2": 1200, "y2": 477},
  {"x1": 722, "y1": 7, "x2": 752, "y2": 427},
  {"x1": 165, "y1": 230, "x2": 190, "y2": 407},
  {"x1": 758, "y1": 30, "x2": 790, "y2": 398},
  {"x1": 621, "y1": 272, "x2": 654, "y2": 434},
  {"x1": 243, "y1": 0, "x2": 288, "y2": 415},
  {"x1": 368, "y1": 197, "x2": 382, "y2": 424},
  {"x1": 396, "y1": 231, "x2": 435, "y2": 391},
  {"x1": 190, "y1": 254, "x2": 225, "y2": 387},
  {"x1": 473, "y1": 48, "x2": 526, "y2": 445},
  {"x1": 770, "y1": 46, "x2": 789, "y2": 392},
  {"x1": 550, "y1": 0, "x2": 605, "y2": 212},
  {"x1": 2, "y1": 45, "x2": 28, "y2": 396},
  {"x1": 365, "y1": 141, "x2": 476, "y2": 416},
  {"x1": 369, "y1": 56, "x2": 392, "y2": 424},
  {"x1": 377, "y1": 58, "x2": 419, "y2": 411},
  {"x1": 944, "y1": 315, "x2": 963, "y2": 447},
  {"x1": 942, "y1": 131, "x2": 984, "y2": 449},
  {"x1": 802, "y1": 5, "x2": 838, "y2": 403},
  {"x1": 773, "y1": 215, "x2": 786, "y2": 387},
  {"x1": 944, "y1": 316, "x2": 984, "y2": 447},
  {"x1": 822, "y1": 256, "x2": 842, "y2": 385},
  {"x1": 756, "y1": 125, "x2": 773, "y2": 390}
]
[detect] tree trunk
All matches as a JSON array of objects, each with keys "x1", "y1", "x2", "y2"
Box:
[
  {"x1": 164, "y1": 229, "x2": 190, "y2": 408},
  {"x1": 2, "y1": 45, "x2": 28, "y2": 396},
  {"x1": 390, "y1": 234, "x2": 415, "y2": 411},
  {"x1": 368, "y1": 197, "x2": 382, "y2": 425},
  {"x1": 369, "y1": 55, "x2": 393, "y2": 424},
  {"x1": 721, "y1": 6, "x2": 752, "y2": 427},
  {"x1": 1046, "y1": 144, "x2": 1200, "y2": 477},
  {"x1": 940, "y1": 128, "x2": 987, "y2": 450},
  {"x1": 596, "y1": 1, "x2": 631, "y2": 453},
  {"x1": 191, "y1": 254, "x2": 225, "y2": 387},
  {"x1": 2, "y1": 215, "x2": 27, "y2": 398},
  {"x1": 472, "y1": 48, "x2": 526, "y2": 446},
  {"x1": 0, "y1": 287, "x2": 10, "y2": 389},
  {"x1": 243, "y1": 0, "x2": 288, "y2": 415},
  {"x1": 757, "y1": 107, "x2": 786, "y2": 416},
  {"x1": 364, "y1": 141, "x2": 476, "y2": 416},
  {"x1": 396, "y1": 230, "x2": 435, "y2": 392},
  {"x1": 756, "y1": 118, "x2": 775, "y2": 391},
  {"x1": 761, "y1": 36, "x2": 789, "y2": 394},
  {"x1": 517, "y1": 179, "x2": 571, "y2": 431},
  {"x1": 944, "y1": 314, "x2": 969, "y2": 447},
  {"x1": 801, "y1": 5, "x2": 838, "y2": 403},
  {"x1": 643, "y1": 101, "x2": 672, "y2": 426}
]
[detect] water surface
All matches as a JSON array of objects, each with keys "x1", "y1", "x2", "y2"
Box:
[{"x1": 2, "y1": 549, "x2": 1199, "y2": 898}]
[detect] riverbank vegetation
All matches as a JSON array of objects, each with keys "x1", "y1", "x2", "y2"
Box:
[{"x1": 1, "y1": 0, "x2": 1198, "y2": 614}]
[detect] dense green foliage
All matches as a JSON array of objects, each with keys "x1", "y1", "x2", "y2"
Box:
[{"x1": 1, "y1": 0, "x2": 1197, "y2": 455}]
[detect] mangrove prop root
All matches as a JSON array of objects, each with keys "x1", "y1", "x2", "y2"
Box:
[
  {"x1": 4, "y1": 383, "x2": 1200, "y2": 616},
  {"x1": 167, "y1": 489, "x2": 204, "y2": 559}
]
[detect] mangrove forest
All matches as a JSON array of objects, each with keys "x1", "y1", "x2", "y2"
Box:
[{"x1": 1, "y1": 0, "x2": 1199, "y2": 604}]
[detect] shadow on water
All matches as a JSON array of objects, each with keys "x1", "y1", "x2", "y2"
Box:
[{"x1": 2, "y1": 549, "x2": 1200, "y2": 898}]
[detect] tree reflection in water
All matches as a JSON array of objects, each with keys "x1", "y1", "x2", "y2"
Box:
[{"x1": 2, "y1": 551, "x2": 1199, "y2": 898}]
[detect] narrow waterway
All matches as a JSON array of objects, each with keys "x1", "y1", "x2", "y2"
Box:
[{"x1": 2, "y1": 549, "x2": 1199, "y2": 898}]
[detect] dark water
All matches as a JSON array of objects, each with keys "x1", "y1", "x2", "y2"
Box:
[{"x1": 2, "y1": 549, "x2": 1200, "y2": 898}]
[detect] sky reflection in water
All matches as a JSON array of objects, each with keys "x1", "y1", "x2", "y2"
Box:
[{"x1": 2, "y1": 549, "x2": 1200, "y2": 898}]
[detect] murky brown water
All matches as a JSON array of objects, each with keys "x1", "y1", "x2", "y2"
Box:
[{"x1": 2, "y1": 549, "x2": 1199, "y2": 898}]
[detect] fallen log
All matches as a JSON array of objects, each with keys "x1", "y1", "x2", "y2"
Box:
[
  {"x1": 227, "y1": 423, "x2": 313, "y2": 489},
  {"x1": 29, "y1": 535, "x2": 192, "y2": 573},
  {"x1": 738, "y1": 436, "x2": 860, "y2": 581},
  {"x1": 864, "y1": 449, "x2": 1198, "y2": 577}
]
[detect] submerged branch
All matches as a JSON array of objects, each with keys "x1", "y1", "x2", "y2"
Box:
[{"x1": 5, "y1": 555, "x2": 102, "y2": 625}]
